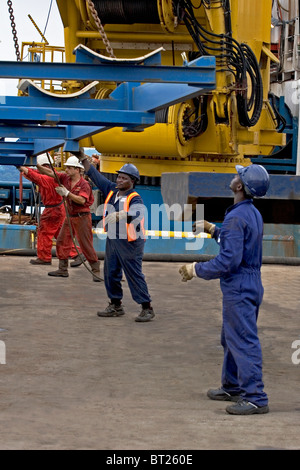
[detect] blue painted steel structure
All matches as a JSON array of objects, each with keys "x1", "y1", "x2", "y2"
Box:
[
  {"x1": 162, "y1": 171, "x2": 300, "y2": 201},
  {"x1": 0, "y1": 48, "x2": 216, "y2": 86},
  {"x1": 251, "y1": 96, "x2": 298, "y2": 173},
  {"x1": 0, "y1": 166, "x2": 34, "y2": 213},
  {"x1": 0, "y1": 48, "x2": 216, "y2": 252},
  {"x1": 0, "y1": 224, "x2": 36, "y2": 251},
  {"x1": 0, "y1": 47, "x2": 216, "y2": 163},
  {"x1": 161, "y1": 170, "x2": 300, "y2": 260}
]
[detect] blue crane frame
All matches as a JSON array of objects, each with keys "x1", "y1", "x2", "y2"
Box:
[{"x1": 0, "y1": 46, "x2": 216, "y2": 165}]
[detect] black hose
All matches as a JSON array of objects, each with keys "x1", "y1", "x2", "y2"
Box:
[
  {"x1": 176, "y1": 0, "x2": 264, "y2": 128},
  {"x1": 236, "y1": 43, "x2": 263, "y2": 127},
  {"x1": 93, "y1": 0, "x2": 264, "y2": 128},
  {"x1": 268, "y1": 92, "x2": 287, "y2": 133},
  {"x1": 1, "y1": 250, "x2": 300, "y2": 266}
]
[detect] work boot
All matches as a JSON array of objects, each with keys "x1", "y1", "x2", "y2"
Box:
[
  {"x1": 207, "y1": 388, "x2": 240, "y2": 402},
  {"x1": 30, "y1": 258, "x2": 51, "y2": 265},
  {"x1": 90, "y1": 260, "x2": 102, "y2": 282},
  {"x1": 48, "y1": 259, "x2": 69, "y2": 277},
  {"x1": 207, "y1": 388, "x2": 240, "y2": 401},
  {"x1": 135, "y1": 307, "x2": 155, "y2": 322},
  {"x1": 226, "y1": 399, "x2": 269, "y2": 415},
  {"x1": 70, "y1": 254, "x2": 86, "y2": 267},
  {"x1": 97, "y1": 303, "x2": 125, "y2": 317}
]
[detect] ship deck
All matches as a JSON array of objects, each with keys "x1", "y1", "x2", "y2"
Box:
[{"x1": 0, "y1": 255, "x2": 299, "y2": 450}]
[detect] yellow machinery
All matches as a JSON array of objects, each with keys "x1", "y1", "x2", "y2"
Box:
[{"x1": 56, "y1": 0, "x2": 285, "y2": 177}]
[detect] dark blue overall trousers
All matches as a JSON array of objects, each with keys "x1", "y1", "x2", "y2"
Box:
[
  {"x1": 87, "y1": 165, "x2": 151, "y2": 306},
  {"x1": 195, "y1": 200, "x2": 268, "y2": 407}
]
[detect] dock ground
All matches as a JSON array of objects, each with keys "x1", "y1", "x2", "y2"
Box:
[{"x1": 0, "y1": 255, "x2": 299, "y2": 450}]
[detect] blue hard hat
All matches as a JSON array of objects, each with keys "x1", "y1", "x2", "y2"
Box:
[
  {"x1": 235, "y1": 164, "x2": 270, "y2": 197},
  {"x1": 117, "y1": 163, "x2": 140, "y2": 182}
]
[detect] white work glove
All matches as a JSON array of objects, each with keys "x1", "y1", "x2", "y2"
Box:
[
  {"x1": 179, "y1": 262, "x2": 197, "y2": 282},
  {"x1": 105, "y1": 210, "x2": 127, "y2": 225},
  {"x1": 55, "y1": 186, "x2": 70, "y2": 197},
  {"x1": 193, "y1": 219, "x2": 216, "y2": 236}
]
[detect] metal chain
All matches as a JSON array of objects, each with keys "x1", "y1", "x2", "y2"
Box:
[
  {"x1": 86, "y1": 0, "x2": 116, "y2": 58},
  {"x1": 7, "y1": 0, "x2": 21, "y2": 61}
]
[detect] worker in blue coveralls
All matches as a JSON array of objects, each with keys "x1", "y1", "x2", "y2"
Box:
[
  {"x1": 75, "y1": 149, "x2": 154, "y2": 323},
  {"x1": 179, "y1": 164, "x2": 270, "y2": 415}
]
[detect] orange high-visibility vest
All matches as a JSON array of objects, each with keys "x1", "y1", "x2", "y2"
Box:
[{"x1": 103, "y1": 190, "x2": 145, "y2": 242}]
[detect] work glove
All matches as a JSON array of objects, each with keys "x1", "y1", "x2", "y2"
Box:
[
  {"x1": 72, "y1": 147, "x2": 87, "y2": 161},
  {"x1": 72, "y1": 147, "x2": 91, "y2": 172},
  {"x1": 179, "y1": 262, "x2": 197, "y2": 282},
  {"x1": 105, "y1": 210, "x2": 127, "y2": 225},
  {"x1": 193, "y1": 219, "x2": 216, "y2": 236},
  {"x1": 55, "y1": 186, "x2": 70, "y2": 197}
]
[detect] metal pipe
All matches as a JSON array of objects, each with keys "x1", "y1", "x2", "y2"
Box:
[{"x1": 0, "y1": 251, "x2": 299, "y2": 265}]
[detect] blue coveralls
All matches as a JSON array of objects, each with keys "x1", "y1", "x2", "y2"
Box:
[
  {"x1": 86, "y1": 165, "x2": 152, "y2": 306},
  {"x1": 195, "y1": 200, "x2": 268, "y2": 407}
]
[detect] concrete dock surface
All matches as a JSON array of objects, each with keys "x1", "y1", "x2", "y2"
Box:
[{"x1": 0, "y1": 255, "x2": 299, "y2": 450}]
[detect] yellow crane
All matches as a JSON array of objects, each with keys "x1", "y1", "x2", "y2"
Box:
[{"x1": 56, "y1": 0, "x2": 284, "y2": 177}]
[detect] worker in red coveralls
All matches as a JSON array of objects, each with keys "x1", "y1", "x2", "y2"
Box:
[
  {"x1": 17, "y1": 154, "x2": 83, "y2": 266},
  {"x1": 38, "y1": 155, "x2": 101, "y2": 282}
]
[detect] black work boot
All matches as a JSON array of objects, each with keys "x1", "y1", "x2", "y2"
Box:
[
  {"x1": 207, "y1": 388, "x2": 240, "y2": 402},
  {"x1": 90, "y1": 261, "x2": 102, "y2": 282},
  {"x1": 48, "y1": 259, "x2": 69, "y2": 277},
  {"x1": 70, "y1": 254, "x2": 86, "y2": 267},
  {"x1": 97, "y1": 302, "x2": 125, "y2": 317}
]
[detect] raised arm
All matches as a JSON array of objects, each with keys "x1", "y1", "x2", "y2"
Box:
[{"x1": 36, "y1": 164, "x2": 55, "y2": 177}]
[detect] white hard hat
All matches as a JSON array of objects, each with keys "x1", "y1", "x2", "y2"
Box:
[
  {"x1": 65, "y1": 156, "x2": 84, "y2": 169},
  {"x1": 37, "y1": 153, "x2": 54, "y2": 166}
]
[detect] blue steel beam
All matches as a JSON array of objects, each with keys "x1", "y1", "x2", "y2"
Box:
[
  {"x1": 0, "y1": 124, "x2": 106, "y2": 141},
  {"x1": 0, "y1": 136, "x2": 106, "y2": 158},
  {"x1": 0, "y1": 142, "x2": 34, "y2": 153},
  {"x1": 0, "y1": 55, "x2": 216, "y2": 164},
  {"x1": 132, "y1": 82, "x2": 210, "y2": 112},
  {"x1": 0, "y1": 125, "x2": 108, "y2": 157},
  {"x1": 33, "y1": 139, "x2": 70, "y2": 155},
  {"x1": 0, "y1": 95, "x2": 156, "y2": 126},
  {"x1": 0, "y1": 155, "x2": 31, "y2": 165},
  {"x1": 0, "y1": 56, "x2": 216, "y2": 85},
  {"x1": 0, "y1": 76, "x2": 215, "y2": 127},
  {"x1": 0, "y1": 125, "x2": 68, "y2": 140},
  {"x1": 0, "y1": 79, "x2": 215, "y2": 115}
]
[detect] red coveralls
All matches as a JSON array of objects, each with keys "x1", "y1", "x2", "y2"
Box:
[
  {"x1": 55, "y1": 173, "x2": 99, "y2": 263},
  {"x1": 26, "y1": 168, "x2": 79, "y2": 262}
]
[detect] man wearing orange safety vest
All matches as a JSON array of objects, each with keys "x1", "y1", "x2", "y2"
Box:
[{"x1": 76, "y1": 149, "x2": 154, "y2": 323}]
